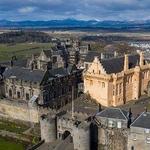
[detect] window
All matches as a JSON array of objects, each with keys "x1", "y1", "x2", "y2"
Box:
[
  {"x1": 117, "y1": 121, "x2": 122, "y2": 128},
  {"x1": 113, "y1": 85, "x2": 115, "y2": 96},
  {"x1": 102, "y1": 82, "x2": 105, "y2": 88},
  {"x1": 108, "y1": 120, "x2": 115, "y2": 128},
  {"x1": 5, "y1": 85, "x2": 8, "y2": 92},
  {"x1": 131, "y1": 146, "x2": 134, "y2": 150},
  {"x1": 116, "y1": 84, "x2": 118, "y2": 95},
  {"x1": 52, "y1": 56, "x2": 57, "y2": 63},
  {"x1": 132, "y1": 134, "x2": 137, "y2": 141},
  {"x1": 22, "y1": 88, "x2": 24, "y2": 96},
  {"x1": 26, "y1": 93, "x2": 30, "y2": 100},
  {"x1": 90, "y1": 80, "x2": 93, "y2": 86},
  {"x1": 85, "y1": 64, "x2": 88, "y2": 70},
  {"x1": 146, "y1": 137, "x2": 150, "y2": 144},
  {"x1": 145, "y1": 129, "x2": 150, "y2": 134},
  {"x1": 142, "y1": 72, "x2": 145, "y2": 79},
  {"x1": 17, "y1": 91, "x2": 21, "y2": 99},
  {"x1": 9, "y1": 89, "x2": 12, "y2": 97},
  {"x1": 119, "y1": 83, "x2": 122, "y2": 94}
]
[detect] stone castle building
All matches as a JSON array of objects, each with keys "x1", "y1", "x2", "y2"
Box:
[
  {"x1": 40, "y1": 111, "x2": 91, "y2": 150},
  {"x1": 2, "y1": 65, "x2": 80, "y2": 109},
  {"x1": 27, "y1": 49, "x2": 66, "y2": 71},
  {"x1": 84, "y1": 52, "x2": 150, "y2": 107},
  {"x1": 38, "y1": 107, "x2": 132, "y2": 150}
]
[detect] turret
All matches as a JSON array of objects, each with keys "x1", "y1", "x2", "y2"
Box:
[
  {"x1": 124, "y1": 54, "x2": 129, "y2": 71},
  {"x1": 40, "y1": 114, "x2": 56, "y2": 143},
  {"x1": 73, "y1": 121, "x2": 90, "y2": 150},
  {"x1": 139, "y1": 52, "x2": 144, "y2": 66}
]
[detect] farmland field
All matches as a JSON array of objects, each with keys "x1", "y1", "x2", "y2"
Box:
[{"x1": 0, "y1": 43, "x2": 52, "y2": 61}]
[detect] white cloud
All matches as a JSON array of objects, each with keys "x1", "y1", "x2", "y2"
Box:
[{"x1": 18, "y1": 6, "x2": 36, "y2": 13}]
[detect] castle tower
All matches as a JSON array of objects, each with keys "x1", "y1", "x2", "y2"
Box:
[
  {"x1": 73, "y1": 121, "x2": 91, "y2": 150},
  {"x1": 40, "y1": 115, "x2": 56, "y2": 143},
  {"x1": 133, "y1": 65, "x2": 141, "y2": 100},
  {"x1": 124, "y1": 54, "x2": 129, "y2": 71},
  {"x1": 139, "y1": 52, "x2": 144, "y2": 66}
]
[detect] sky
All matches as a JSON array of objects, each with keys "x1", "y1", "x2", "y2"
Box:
[{"x1": 0, "y1": 0, "x2": 150, "y2": 21}]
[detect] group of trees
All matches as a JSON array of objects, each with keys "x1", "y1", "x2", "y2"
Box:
[{"x1": 0, "y1": 31, "x2": 52, "y2": 43}]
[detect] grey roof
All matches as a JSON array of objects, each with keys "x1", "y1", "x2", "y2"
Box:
[
  {"x1": 131, "y1": 112, "x2": 150, "y2": 129},
  {"x1": 84, "y1": 51, "x2": 102, "y2": 62},
  {"x1": 49, "y1": 67, "x2": 70, "y2": 77},
  {"x1": 101, "y1": 54, "x2": 140, "y2": 74},
  {"x1": 0, "y1": 59, "x2": 27, "y2": 68},
  {"x1": 41, "y1": 65, "x2": 78, "y2": 85},
  {"x1": 84, "y1": 51, "x2": 114, "y2": 63},
  {"x1": 0, "y1": 65, "x2": 6, "y2": 75},
  {"x1": 48, "y1": 65, "x2": 77, "y2": 77},
  {"x1": 96, "y1": 108, "x2": 128, "y2": 120},
  {"x1": 43, "y1": 50, "x2": 52, "y2": 57},
  {"x1": 3, "y1": 67, "x2": 45, "y2": 83}
]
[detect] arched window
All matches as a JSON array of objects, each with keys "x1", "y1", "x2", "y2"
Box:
[
  {"x1": 17, "y1": 91, "x2": 21, "y2": 99},
  {"x1": 26, "y1": 93, "x2": 30, "y2": 100},
  {"x1": 131, "y1": 146, "x2": 134, "y2": 150},
  {"x1": 9, "y1": 89, "x2": 12, "y2": 97}
]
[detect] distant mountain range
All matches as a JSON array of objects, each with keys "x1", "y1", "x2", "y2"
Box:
[{"x1": 1, "y1": 19, "x2": 150, "y2": 30}]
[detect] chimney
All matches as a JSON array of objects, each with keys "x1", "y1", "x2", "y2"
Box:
[
  {"x1": 31, "y1": 62, "x2": 34, "y2": 70},
  {"x1": 140, "y1": 52, "x2": 144, "y2": 66},
  {"x1": 114, "y1": 51, "x2": 118, "y2": 57},
  {"x1": 10, "y1": 60, "x2": 13, "y2": 67},
  {"x1": 144, "y1": 107, "x2": 147, "y2": 112},
  {"x1": 127, "y1": 108, "x2": 132, "y2": 128},
  {"x1": 124, "y1": 54, "x2": 129, "y2": 71},
  {"x1": 98, "y1": 104, "x2": 102, "y2": 112}
]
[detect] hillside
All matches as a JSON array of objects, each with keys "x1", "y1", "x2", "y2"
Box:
[{"x1": 0, "y1": 31, "x2": 52, "y2": 43}]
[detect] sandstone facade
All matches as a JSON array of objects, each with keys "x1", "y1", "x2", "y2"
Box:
[{"x1": 84, "y1": 52, "x2": 150, "y2": 107}]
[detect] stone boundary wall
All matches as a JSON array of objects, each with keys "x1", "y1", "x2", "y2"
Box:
[{"x1": 0, "y1": 99, "x2": 39, "y2": 123}]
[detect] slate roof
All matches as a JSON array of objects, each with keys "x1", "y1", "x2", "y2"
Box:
[
  {"x1": 41, "y1": 65, "x2": 78, "y2": 85},
  {"x1": 101, "y1": 54, "x2": 140, "y2": 74},
  {"x1": 96, "y1": 108, "x2": 128, "y2": 120},
  {"x1": 0, "y1": 59, "x2": 27, "y2": 68},
  {"x1": 84, "y1": 51, "x2": 102, "y2": 62},
  {"x1": 48, "y1": 65, "x2": 77, "y2": 77},
  {"x1": 0, "y1": 65, "x2": 6, "y2": 75},
  {"x1": 131, "y1": 112, "x2": 150, "y2": 129},
  {"x1": 43, "y1": 50, "x2": 52, "y2": 57},
  {"x1": 3, "y1": 67, "x2": 45, "y2": 83},
  {"x1": 49, "y1": 67, "x2": 70, "y2": 77}
]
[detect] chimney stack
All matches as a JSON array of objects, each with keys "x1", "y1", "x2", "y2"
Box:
[
  {"x1": 140, "y1": 52, "x2": 144, "y2": 66},
  {"x1": 124, "y1": 54, "x2": 129, "y2": 71},
  {"x1": 98, "y1": 104, "x2": 102, "y2": 112}
]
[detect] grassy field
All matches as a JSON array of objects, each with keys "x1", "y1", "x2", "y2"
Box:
[
  {"x1": 0, "y1": 137, "x2": 25, "y2": 150},
  {"x1": 0, "y1": 43, "x2": 52, "y2": 61},
  {"x1": 0, "y1": 119, "x2": 29, "y2": 134}
]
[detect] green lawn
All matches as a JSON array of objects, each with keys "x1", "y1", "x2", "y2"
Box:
[
  {"x1": 0, "y1": 120, "x2": 29, "y2": 134},
  {"x1": 0, "y1": 137, "x2": 25, "y2": 150},
  {"x1": 0, "y1": 43, "x2": 52, "y2": 61}
]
